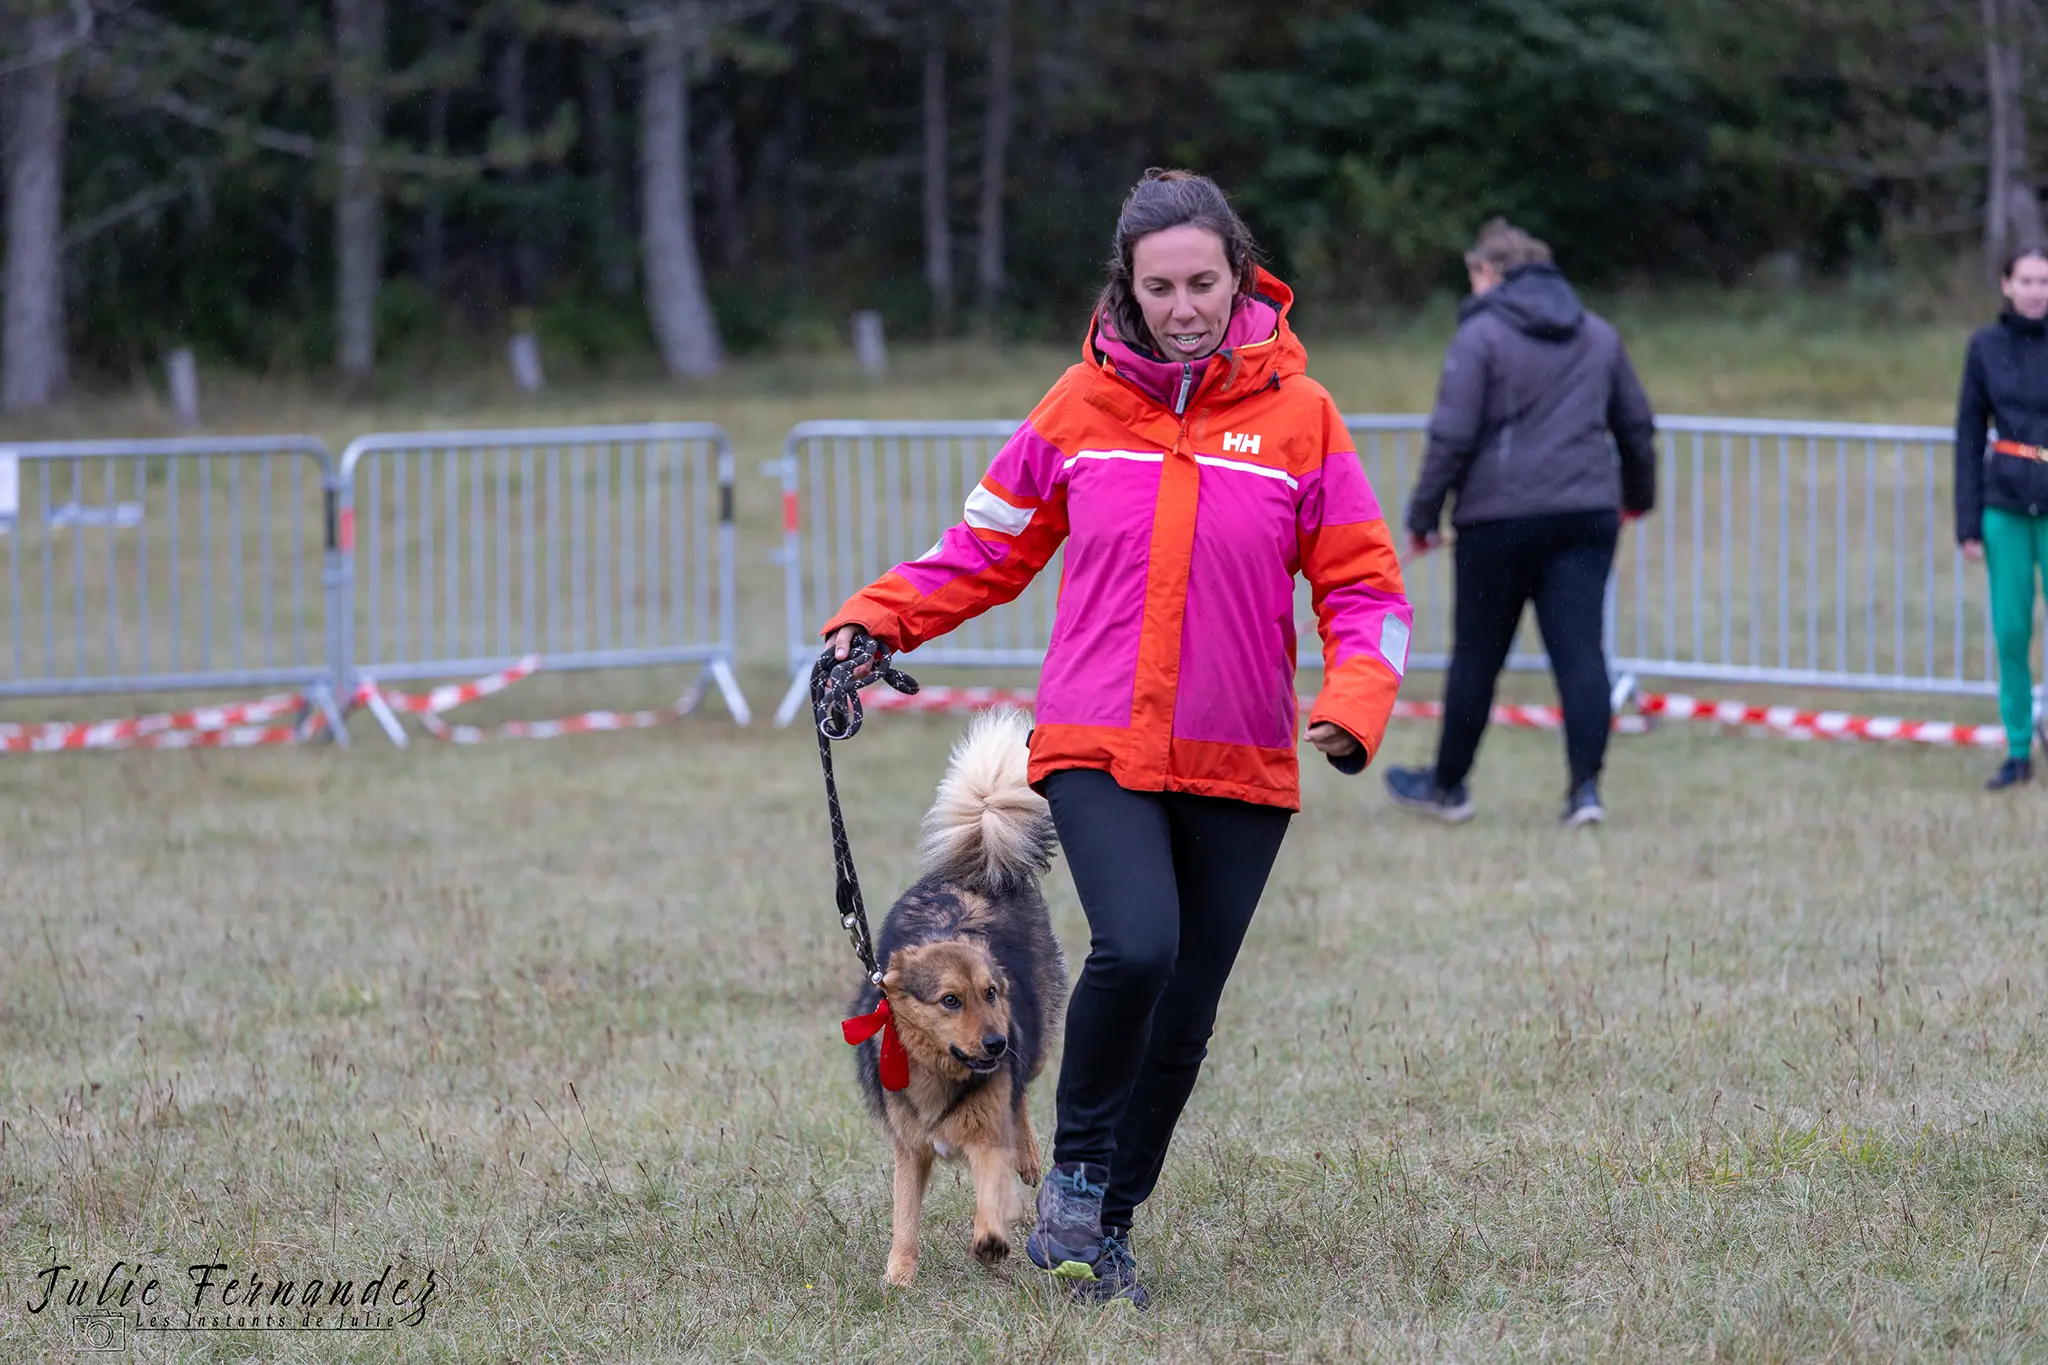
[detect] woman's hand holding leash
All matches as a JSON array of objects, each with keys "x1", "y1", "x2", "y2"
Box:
[
  {"x1": 829, "y1": 624, "x2": 874, "y2": 674},
  {"x1": 1962, "y1": 539, "x2": 1986, "y2": 562},
  {"x1": 814, "y1": 627, "x2": 919, "y2": 742}
]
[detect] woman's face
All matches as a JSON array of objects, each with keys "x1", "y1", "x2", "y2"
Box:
[
  {"x1": 2003, "y1": 254, "x2": 2048, "y2": 319},
  {"x1": 1130, "y1": 225, "x2": 1235, "y2": 362}
]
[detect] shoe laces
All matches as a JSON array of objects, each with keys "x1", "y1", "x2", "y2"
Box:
[
  {"x1": 1055, "y1": 1167, "x2": 1105, "y2": 1200},
  {"x1": 1098, "y1": 1229, "x2": 1136, "y2": 1276}
]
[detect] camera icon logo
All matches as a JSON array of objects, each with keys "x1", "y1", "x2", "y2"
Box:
[{"x1": 72, "y1": 1312, "x2": 127, "y2": 1352}]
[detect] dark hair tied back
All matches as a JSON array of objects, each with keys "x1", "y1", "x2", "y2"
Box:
[
  {"x1": 2003, "y1": 246, "x2": 2048, "y2": 280},
  {"x1": 1096, "y1": 169, "x2": 1261, "y2": 355}
]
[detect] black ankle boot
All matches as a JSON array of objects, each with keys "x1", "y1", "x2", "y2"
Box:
[{"x1": 1987, "y1": 757, "x2": 2034, "y2": 791}]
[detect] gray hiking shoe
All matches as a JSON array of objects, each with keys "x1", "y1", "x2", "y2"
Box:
[
  {"x1": 1071, "y1": 1227, "x2": 1150, "y2": 1308},
  {"x1": 1025, "y1": 1161, "x2": 1108, "y2": 1277}
]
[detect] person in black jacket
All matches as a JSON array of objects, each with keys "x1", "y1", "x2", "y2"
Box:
[
  {"x1": 1386, "y1": 219, "x2": 1657, "y2": 827},
  {"x1": 1956, "y1": 246, "x2": 2048, "y2": 790}
]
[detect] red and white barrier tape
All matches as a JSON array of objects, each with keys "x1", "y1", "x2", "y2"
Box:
[
  {"x1": 417, "y1": 697, "x2": 697, "y2": 744},
  {"x1": 859, "y1": 683, "x2": 1996, "y2": 747},
  {"x1": 1388, "y1": 697, "x2": 1655, "y2": 735},
  {"x1": 109, "y1": 712, "x2": 325, "y2": 750},
  {"x1": 1641, "y1": 693, "x2": 2006, "y2": 748},
  {"x1": 0, "y1": 693, "x2": 317, "y2": 752},
  {"x1": 352, "y1": 656, "x2": 541, "y2": 715},
  {"x1": 351, "y1": 655, "x2": 699, "y2": 743},
  {"x1": 862, "y1": 685, "x2": 1040, "y2": 715}
]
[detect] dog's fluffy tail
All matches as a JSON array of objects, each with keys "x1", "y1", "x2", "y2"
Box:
[{"x1": 920, "y1": 708, "x2": 1057, "y2": 892}]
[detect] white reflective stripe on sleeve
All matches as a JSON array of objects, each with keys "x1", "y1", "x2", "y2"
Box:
[
  {"x1": 1379, "y1": 616, "x2": 1411, "y2": 677},
  {"x1": 963, "y1": 484, "x2": 1036, "y2": 536}
]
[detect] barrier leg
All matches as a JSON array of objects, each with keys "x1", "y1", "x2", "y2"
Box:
[
  {"x1": 307, "y1": 682, "x2": 350, "y2": 748},
  {"x1": 707, "y1": 658, "x2": 752, "y2": 726},
  {"x1": 773, "y1": 669, "x2": 809, "y2": 729},
  {"x1": 1609, "y1": 670, "x2": 1640, "y2": 717},
  {"x1": 359, "y1": 679, "x2": 408, "y2": 749}
]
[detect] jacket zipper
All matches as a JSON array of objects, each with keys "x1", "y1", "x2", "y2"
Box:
[{"x1": 1174, "y1": 362, "x2": 1193, "y2": 416}]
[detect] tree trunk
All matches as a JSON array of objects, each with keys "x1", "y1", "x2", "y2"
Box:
[
  {"x1": 419, "y1": 9, "x2": 450, "y2": 294},
  {"x1": 582, "y1": 44, "x2": 634, "y2": 299},
  {"x1": 975, "y1": 0, "x2": 1013, "y2": 329},
  {"x1": 770, "y1": 0, "x2": 808, "y2": 291},
  {"x1": 2, "y1": 13, "x2": 69, "y2": 411},
  {"x1": 639, "y1": 7, "x2": 722, "y2": 377},
  {"x1": 922, "y1": 0, "x2": 954, "y2": 336},
  {"x1": 333, "y1": 0, "x2": 386, "y2": 380},
  {"x1": 779, "y1": 43, "x2": 808, "y2": 290},
  {"x1": 1984, "y1": 0, "x2": 2044, "y2": 282},
  {"x1": 710, "y1": 104, "x2": 744, "y2": 270}
]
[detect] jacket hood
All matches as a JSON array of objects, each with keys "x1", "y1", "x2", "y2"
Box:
[
  {"x1": 1461, "y1": 262, "x2": 1584, "y2": 341},
  {"x1": 1087, "y1": 266, "x2": 1304, "y2": 410}
]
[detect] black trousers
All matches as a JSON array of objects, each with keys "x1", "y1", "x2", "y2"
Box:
[
  {"x1": 1435, "y1": 509, "x2": 1620, "y2": 790},
  {"x1": 1042, "y1": 767, "x2": 1290, "y2": 1232}
]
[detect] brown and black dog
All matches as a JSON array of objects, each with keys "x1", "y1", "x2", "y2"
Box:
[{"x1": 847, "y1": 709, "x2": 1068, "y2": 1287}]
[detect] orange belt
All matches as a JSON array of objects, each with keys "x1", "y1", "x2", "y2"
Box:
[{"x1": 1992, "y1": 438, "x2": 2048, "y2": 462}]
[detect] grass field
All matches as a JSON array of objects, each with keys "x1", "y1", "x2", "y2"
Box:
[{"x1": 4, "y1": 300, "x2": 2047, "y2": 1361}]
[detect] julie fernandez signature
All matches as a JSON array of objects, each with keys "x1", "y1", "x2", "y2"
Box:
[{"x1": 29, "y1": 1259, "x2": 437, "y2": 1329}]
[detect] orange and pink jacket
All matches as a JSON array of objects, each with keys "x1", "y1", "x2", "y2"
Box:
[{"x1": 826, "y1": 269, "x2": 1412, "y2": 811}]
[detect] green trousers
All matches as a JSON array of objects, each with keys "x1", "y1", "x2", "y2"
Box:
[{"x1": 1984, "y1": 506, "x2": 2048, "y2": 758}]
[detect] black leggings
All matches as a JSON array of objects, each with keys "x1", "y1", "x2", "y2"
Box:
[
  {"x1": 1435, "y1": 510, "x2": 1619, "y2": 790},
  {"x1": 1042, "y1": 767, "x2": 1290, "y2": 1232}
]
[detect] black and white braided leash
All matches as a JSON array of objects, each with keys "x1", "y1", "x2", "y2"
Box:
[{"x1": 810, "y1": 632, "x2": 921, "y2": 986}]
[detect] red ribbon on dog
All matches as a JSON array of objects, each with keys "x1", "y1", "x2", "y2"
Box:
[{"x1": 841, "y1": 996, "x2": 910, "y2": 1092}]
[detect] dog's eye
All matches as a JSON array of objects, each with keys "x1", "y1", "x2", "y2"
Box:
[
  {"x1": 984, "y1": 987, "x2": 997, "y2": 1003},
  {"x1": 940, "y1": 994, "x2": 961, "y2": 1010}
]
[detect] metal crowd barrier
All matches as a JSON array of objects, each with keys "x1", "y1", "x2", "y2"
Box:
[
  {"x1": 0, "y1": 435, "x2": 346, "y2": 731},
  {"x1": 336, "y1": 424, "x2": 750, "y2": 727},
  {"x1": 1614, "y1": 416, "x2": 1996, "y2": 699},
  {"x1": 771, "y1": 414, "x2": 2018, "y2": 727},
  {"x1": 0, "y1": 415, "x2": 2012, "y2": 744}
]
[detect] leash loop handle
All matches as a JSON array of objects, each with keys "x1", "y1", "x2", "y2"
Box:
[{"x1": 812, "y1": 632, "x2": 919, "y2": 742}]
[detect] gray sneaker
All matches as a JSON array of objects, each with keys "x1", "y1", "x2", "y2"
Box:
[
  {"x1": 1562, "y1": 779, "x2": 1606, "y2": 826},
  {"x1": 1072, "y1": 1227, "x2": 1150, "y2": 1308},
  {"x1": 1025, "y1": 1161, "x2": 1107, "y2": 1278},
  {"x1": 1384, "y1": 766, "x2": 1475, "y2": 823}
]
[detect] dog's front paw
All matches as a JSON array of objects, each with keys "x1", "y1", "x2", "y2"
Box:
[
  {"x1": 883, "y1": 1255, "x2": 918, "y2": 1288},
  {"x1": 971, "y1": 1230, "x2": 1011, "y2": 1265}
]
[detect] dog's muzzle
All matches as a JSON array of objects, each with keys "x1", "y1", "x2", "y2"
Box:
[{"x1": 952, "y1": 1036, "x2": 1008, "y2": 1073}]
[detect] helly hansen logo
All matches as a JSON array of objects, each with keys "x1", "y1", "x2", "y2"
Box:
[{"x1": 1221, "y1": 431, "x2": 1262, "y2": 455}]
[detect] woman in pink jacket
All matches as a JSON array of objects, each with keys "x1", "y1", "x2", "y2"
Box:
[{"x1": 825, "y1": 170, "x2": 1411, "y2": 1305}]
